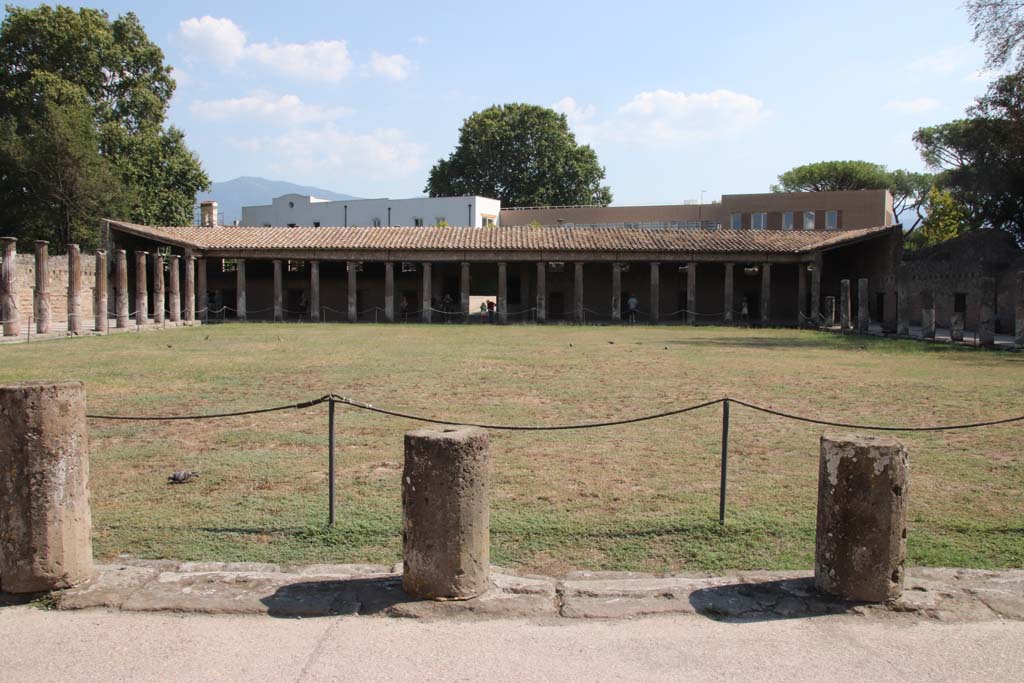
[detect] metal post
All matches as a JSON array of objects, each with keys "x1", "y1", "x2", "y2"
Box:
[
  {"x1": 719, "y1": 399, "x2": 730, "y2": 525},
  {"x1": 328, "y1": 398, "x2": 336, "y2": 527}
]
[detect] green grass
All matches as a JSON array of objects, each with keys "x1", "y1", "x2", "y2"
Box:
[{"x1": 1, "y1": 323, "x2": 1022, "y2": 574}]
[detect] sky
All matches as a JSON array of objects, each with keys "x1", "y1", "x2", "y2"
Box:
[{"x1": 29, "y1": 0, "x2": 997, "y2": 205}]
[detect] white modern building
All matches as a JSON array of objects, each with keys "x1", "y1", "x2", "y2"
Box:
[{"x1": 241, "y1": 194, "x2": 502, "y2": 228}]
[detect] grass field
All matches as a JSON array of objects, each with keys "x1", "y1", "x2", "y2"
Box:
[{"x1": 1, "y1": 323, "x2": 1022, "y2": 574}]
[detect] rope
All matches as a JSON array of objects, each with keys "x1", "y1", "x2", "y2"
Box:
[{"x1": 86, "y1": 395, "x2": 332, "y2": 421}]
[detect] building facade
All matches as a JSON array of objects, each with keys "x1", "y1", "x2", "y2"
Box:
[{"x1": 241, "y1": 194, "x2": 502, "y2": 228}]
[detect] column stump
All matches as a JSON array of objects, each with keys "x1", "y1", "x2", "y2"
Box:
[
  {"x1": 402, "y1": 427, "x2": 490, "y2": 600},
  {"x1": 815, "y1": 433, "x2": 908, "y2": 603},
  {"x1": 0, "y1": 381, "x2": 93, "y2": 592}
]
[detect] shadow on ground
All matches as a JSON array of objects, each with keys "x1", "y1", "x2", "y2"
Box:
[
  {"x1": 689, "y1": 578, "x2": 859, "y2": 622},
  {"x1": 260, "y1": 576, "x2": 410, "y2": 618}
]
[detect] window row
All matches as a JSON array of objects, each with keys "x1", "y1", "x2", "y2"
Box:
[{"x1": 729, "y1": 210, "x2": 840, "y2": 231}]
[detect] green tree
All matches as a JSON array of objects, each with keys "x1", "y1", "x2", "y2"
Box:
[
  {"x1": 771, "y1": 160, "x2": 932, "y2": 228},
  {"x1": 0, "y1": 4, "x2": 208, "y2": 248},
  {"x1": 425, "y1": 103, "x2": 612, "y2": 208},
  {"x1": 913, "y1": 71, "x2": 1024, "y2": 239},
  {"x1": 904, "y1": 186, "x2": 969, "y2": 250},
  {"x1": 966, "y1": 0, "x2": 1024, "y2": 71}
]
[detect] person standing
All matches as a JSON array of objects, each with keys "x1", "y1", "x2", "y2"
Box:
[
  {"x1": 626, "y1": 294, "x2": 639, "y2": 324},
  {"x1": 486, "y1": 299, "x2": 496, "y2": 323}
]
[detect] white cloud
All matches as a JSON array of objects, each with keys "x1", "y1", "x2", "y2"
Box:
[
  {"x1": 412, "y1": 35, "x2": 427, "y2": 45},
  {"x1": 367, "y1": 52, "x2": 414, "y2": 80},
  {"x1": 883, "y1": 97, "x2": 941, "y2": 114},
  {"x1": 908, "y1": 45, "x2": 973, "y2": 75},
  {"x1": 553, "y1": 96, "x2": 597, "y2": 124},
  {"x1": 190, "y1": 92, "x2": 353, "y2": 125},
  {"x1": 178, "y1": 16, "x2": 353, "y2": 82}
]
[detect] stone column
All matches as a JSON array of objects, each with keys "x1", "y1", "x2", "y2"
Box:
[
  {"x1": 921, "y1": 289, "x2": 936, "y2": 339},
  {"x1": 236, "y1": 259, "x2": 247, "y2": 321},
  {"x1": 839, "y1": 279, "x2": 851, "y2": 331},
  {"x1": 402, "y1": 426, "x2": 490, "y2": 600},
  {"x1": 896, "y1": 275, "x2": 910, "y2": 337},
  {"x1": 0, "y1": 381, "x2": 93, "y2": 592},
  {"x1": 167, "y1": 255, "x2": 179, "y2": 323},
  {"x1": 825, "y1": 296, "x2": 836, "y2": 326},
  {"x1": 183, "y1": 250, "x2": 195, "y2": 323},
  {"x1": 1016, "y1": 271, "x2": 1024, "y2": 347},
  {"x1": 1, "y1": 237, "x2": 19, "y2": 336},
  {"x1": 67, "y1": 244, "x2": 82, "y2": 335},
  {"x1": 815, "y1": 433, "x2": 909, "y2": 603},
  {"x1": 33, "y1": 241, "x2": 51, "y2": 334},
  {"x1": 310, "y1": 261, "x2": 321, "y2": 323},
  {"x1": 611, "y1": 262, "x2": 622, "y2": 322},
  {"x1": 134, "y1": 251, "x2": 148, "y2": 325},
  {"x1": 273, "y1": 259, "x2": 283, "y2": 322},
  {"x1": 723, "y1": 262, "x2": 734, "y2": 323},
  {"x1": 421, "y1": 262, "x2": 432, "y2": 323},
  {"x1": 761, "y1": 263, "x2": 772, "y2": 326},
  {"x1": 978, "y1": 277, "x2": 995, "y2": 347},
  {"x1": 384, "y1": 262, "x2": 394, "y2": 323},
  {"x1": 497, "y1": 261, "x2": 508, "y2": 324},
  {"x1": 687, "y1": 262, "x2": 698, "y2": 325},
  {"x1": 347, "y1": 261, "x2": 358, "y2": 323},
  {"x1": 573, "y1": 262, "x2": 584, "y2": 323},
  {"x1": 152, "y1": 253, "x2": 165, "y2": 325},
  {"x1": 115, "y1": 249, "x2": 129, "y2": 327},
  {"x1": 648, "y1": 262, "x2": 659, "y2": 324},
  {"x1": 95, "y1": 251, "x2": 108, "y2": 331},
  {"x1": 459, "y1": 262, "x2": 469, "y2": 323},
  {"x1": 810, "y1": 260, "x2": 822, "y2": 326},
  {"x1": 797, "y1": 263, "x2": 807, "y2": 327},
  {"x1": 536, "y1": 262, "x2": 547, "y2": 324},
  {"x1": 196, "y1": 257, "x2": 207, "y2": 323},
  {"x1": 951, "y1": 311, "x2": 965, "y2": 342},
  {"x1": 857, "y1": 278, "x2": 869, "y2": 333}
]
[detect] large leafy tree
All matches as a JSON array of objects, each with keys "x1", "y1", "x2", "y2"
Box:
[
  {"x1": 904, "y1": 187, "x2": 969, "y2": 250},
  {"x1": 426, "y1": 103, "x2": 612, "y2": 208},
  {"x1": 966, "y1": 0, "x2": 1024, "y2": 71},
  {"x1": 771, "y1": 160, "x2": 932, "y2": 229},
  {"x1": 0, "y1": 5, "x2": 208, "y2": 249}
]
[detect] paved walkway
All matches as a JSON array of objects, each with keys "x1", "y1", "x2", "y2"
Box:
[{"x1": 0, "y1": 318, "x2": 200, "y2": 344}]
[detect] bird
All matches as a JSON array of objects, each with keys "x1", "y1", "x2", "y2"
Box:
[
  {"x1": 168, "y1": 471, "x2": 200, "y2": 484},
  {"x1": 607, "y1": 341, "x2": 615, "y2": 345},
  {"x1": 203, "y1": 335, "x2": 210, "y2": 341},
  {"x1": 569, "y1": 343, "x2": 574, "y2": 347}
]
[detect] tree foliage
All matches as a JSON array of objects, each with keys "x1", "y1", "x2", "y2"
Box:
[
  {"x1": 771, "y1": 160, "x2": 932, "y2": 228},
  {"x1": 966, "y1": 0, "x2": 1024, "y2": 71},
  {"x1": 425, "y1": 103, "x2": 612, "y2": 207},
  {"x1": 904, "y1": 186, "x2": 969, "y2": 250},
  {"x1": 0, "y1": 5, "x2": 208, "y2": 250}
]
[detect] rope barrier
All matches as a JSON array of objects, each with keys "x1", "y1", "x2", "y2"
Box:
[{"x1": 86, "y1": 395, "x2": 332, "y2": 421}]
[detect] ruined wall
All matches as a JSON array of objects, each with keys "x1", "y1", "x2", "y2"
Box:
[{"x1": 2, "y1": 253, "x2": 100, "y2": 326}]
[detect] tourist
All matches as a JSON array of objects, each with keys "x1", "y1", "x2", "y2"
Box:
[
  {"x1": 400, "y1": 298, "x2": 408, "y2": 322},
  {"x1": 487, "y1": 299, "x2": 496, "y2": 323},
  {"x1": 479, "y1": 301, "x2": 487, "y2": 322},
  {"x1": 626, "y1": 294, "x2": 639, "y2": 324},
  {"x1": 740, "y1": 298, "x2": 749, "y2": 324}
]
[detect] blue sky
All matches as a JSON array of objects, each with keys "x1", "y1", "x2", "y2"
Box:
[{"x1": 39, "y1": 1, "x2": 994, "y2": 204}]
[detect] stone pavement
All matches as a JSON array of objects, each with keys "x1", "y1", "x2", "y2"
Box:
[{"x1": 44, "y1": 560, "x2": 1024, "y2": 623}]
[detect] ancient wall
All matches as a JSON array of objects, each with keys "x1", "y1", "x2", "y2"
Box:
[{"x1": 1, "y1": 253, "x2": 101, "y2": 326}]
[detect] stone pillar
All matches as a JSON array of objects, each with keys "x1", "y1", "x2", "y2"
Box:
[
  {"x1": 196, "y1": 257, "x2": 207, "y2": 323},
  {"x1": 67, "y1": 244, "x2": 82, "y2": 335},
  {"x1": 183, "y1": 250, "x2": 195, "y2": 323},
  {"x1": 951, "y1": 311, "x2": 965, "y2": 342},
  {"x1": 384, "y1": 262, "x2": 394, "y2": 323},
  {"x1": 797, "y1": 263, "x2": 807, "y2": 327},
  {"x1": 347, "y1": 261, "x2": 358, "y2": 323},
  {"x1": 857, "y1": 278, "x2": 869, "y2": 333},
  {"x1": 839, "y1": 279, "x2": 851, "y2": 331},
  {"x1": 1, "y1": 237, "x2": 19, "y2": 336},
  {"x1": 402, "y1": 427, "x2": 490, "y2": 600},
  {"x1": 273, "y1": 259, "x2": 283, "y2": 322},
  {"x1": 687, "y1": 261, "x2": 697, "y2": 325},
  {"x1": 921, "y1": 289, "x2": 936, "y2": 339},
  {"x1": 611, "y1": 262, "x2": 622, "y2": 322},
  {"x1": 421, "y1": 262, "x2": 432, "y2": 323},
  {"x1": 825, "y1": 296, "x2": 836, "y2": 326},
  {"x1": 815, "y1": 433, "x2": 909, "y2": 603},
  {"x1": 810, "y1": 260, "x2": 822, "y2": 326},
  {"x1": 896, "y1": 275, "x2": 910, "y2": 337},
  {"x1": 723, "y1": 262, "x2": 734, "y2": 323},
  {"x1": 236, "y1": 259, "x2": 247, "y2": 321},
  {"x1": 760, "y1": 263, "x2": 772, "y2": 326},
  {"x1": 115, "y1": 249, "x2": 129, "y2": 327},
  {"x1": 310, "y1": 261, "x2": 321, "y2": 322},
  {"x1": 459, "y1": 262, "x2": 469, "y2": 323},
  {"x1": 95, "y1": 251, "x2": 108, "y2": 331},
  {"x1": 0, "y1": 381, "x2": 93, "y2": 592},
  {"x1": 134, "y1": 251, "x2": 148, "y2": 325},
  {"x1": 1016, "y1": 271, "x2": 1024, "y2": 347},
  {"x1": 497, "y1": 261, "x2": 508, "y2": 324},
  {"x1": 648, "y1": 262, "x2": 659, "y2": 324},
  {"x1": 33, "y1": 241, "x2": 51, "y2": 334},
  {"x1": 978, "y1": 277, "x2": 995, "y2": 347},
  {"x1": 536, "y1": 262, "x2": 547, "y2": 323},
  {"x1": 152, "y1": 253, "x2": 165, "y2": 325},
  {"x1": 167, "y1": 255, "x2": 179, "y2": 323},
  {"x1": 574, "y1": 262, "x2": 584, "y2": 323}
]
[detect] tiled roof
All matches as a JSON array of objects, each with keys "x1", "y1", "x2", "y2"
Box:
[{"x1": 106, "y1": 221, "x2": 894, "y2": 255}]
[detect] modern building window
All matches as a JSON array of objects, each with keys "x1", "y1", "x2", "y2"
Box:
[
  {"x1": 372, "y1": 218, "x2": 382, "y2": 227},
  {"x1": 435, "y1": 217, "x2": 447, "y2": 226},
  {"x1": 751, "y1": 212, "x2": 767, "y2": 230},
  {"x1": 782, "y1": 211, "x2": 794, "y2": 230},
  {"x1": 413, "y1": 217, "x2": 424, "y2": 227},
  {"x1": 803, "y1": 211, "x2": 815, "y2": 230},
  {"x1": 730, "y1": 213, "x2": 742, "y2": 230},
  {"x1": 313, "y1": 221, "x2": 320, "y2": 228},
  {"x1": 287, "y1": 260, "x2": 305, "y2": 273},
  {"x1": 826, "y1": 210, "x2": 838, "y2": 230},
  {"x1": 287, "y1": 223, "x2": 297, "y2": 228},
  {"x1": 482, "y1": 216, "x2": 496, "y2": 227}
]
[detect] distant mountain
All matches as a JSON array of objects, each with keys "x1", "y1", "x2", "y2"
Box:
[{"x1": 197, "y1": 177, "x2": 359, "y2": 225}]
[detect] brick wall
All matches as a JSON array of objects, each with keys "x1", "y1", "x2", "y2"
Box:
[{"x1": 1, "y1": 253, "x2": 101, "y2": 325}]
